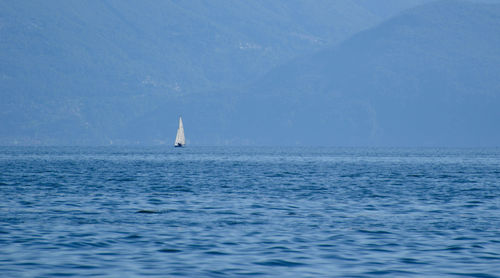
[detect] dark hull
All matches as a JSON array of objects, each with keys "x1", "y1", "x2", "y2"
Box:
[{"x1": 174, "y1": 144, "x2": 184, "y2": 148}]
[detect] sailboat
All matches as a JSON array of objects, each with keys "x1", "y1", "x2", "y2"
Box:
[{"x1": 174, "y1": 116, "x2": 185, "y2": 147}]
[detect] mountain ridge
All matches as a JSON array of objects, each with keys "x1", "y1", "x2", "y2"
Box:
[
  {"x1": 2, "y1": 0, "x2": 499, "y2": 146},
  {"x1": 226, "y1": 0, "x2": 500, "y2": 146}
]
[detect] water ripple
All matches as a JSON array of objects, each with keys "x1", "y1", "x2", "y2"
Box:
[{"x1": 1, "y1": 147, "x2": 499, "y2": 277}]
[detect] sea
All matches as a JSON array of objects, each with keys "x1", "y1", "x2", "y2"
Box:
[{"x1": 0, "y1": 146, "x2": 499, "y2": 277}]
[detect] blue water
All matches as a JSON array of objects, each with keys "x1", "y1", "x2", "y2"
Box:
[{"x1": 0, "y1": 147, "x2": 499, "y2": 277}]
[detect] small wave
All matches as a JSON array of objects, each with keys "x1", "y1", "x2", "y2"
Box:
[
  {"x1": 254, "y1": 259, "x2": 305, "y2": 267},
  {"x1": 399, "y1": 257, "x2": 428, "y2": 265},
  {"x1": 266, "y1": 173, "x2": 285, "y2": 178},
  {"x1": 158, "y1": 248, "x2": 181, "y2": 253},
  {"x1": 169, "y1": 186, "x2": 193, "y2": 193},
  {"x1": 477, "y1": 256, "x2": 500, "y2": 260},
  {"x1": 320, "y1": 254, "x2": 357, "y2": 261},
  {"x1": 219, "y1": 219, "x2": 247, "y2": 226},
  {"x1": 215, "y1": 210, "x2": 238, "y2": 215},
  {"x1": 367, "y1": 248, "x2": 393, "y2": 253},
  {"x1": 67, "y1": 264, "x2": 98, "y2": 269},
  {"x1": 57, "y1": 241, "x2": 110, "y2": 248},
  {"x1": 43, "y1": 272, "x2": 76, "y2": 277},
  {"x1": 365, "y1": 269, "x2": 417, "y2": 275},
  {"x1": 124, "y1": 234, "x2": 141, "y2": 239},
  {"x1": 233, "y1": 271, "x2": 268, "y2": 276},
  {"x1": 445, "y1": 245, "x2": 466, "y2": 251},
  {"x1": 453, "y1": 236, "x2": 477, "y2": 241},
  {"x1": 105, "y1": 177, "x2": 136, "y2": 182},
  {"x1": 448, "y1": 272, "x2": 498, "y2": 278},
  {"x1": 136, "y1": 209, "x2": 159, "y2": 214},
  {"x1": 341, "y1": 173, "x2": 362, "y2": 178},
  {"x1": 204, "y1": 251, "x2": 229, "y2": 255},
  {"x1": 357, "y1": 229, "x2": 392, "y2": 235},
  {"x1": 453, "y1": 179, "x2": 476, "y2": 184}
]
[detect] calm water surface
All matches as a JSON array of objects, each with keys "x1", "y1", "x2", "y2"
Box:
[{"x1": 0, "y1": 147, "x2": 499, "y2": 277}]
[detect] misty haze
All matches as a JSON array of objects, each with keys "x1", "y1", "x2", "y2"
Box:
[
  {"x1": 1, "y1": 0, "x2": 499, "y2": 146},
  {"x1": 1, "y1": 1, "x2": 500, "y2": 277}
]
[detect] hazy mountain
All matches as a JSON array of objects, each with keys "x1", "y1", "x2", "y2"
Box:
[
  {"x1": 3, "y1": 0, "x2": 498, "y2": 146},
  {"x1": 0, "y1": 0, "x2": 438, "y2": 145},
  {"x1": 228, "y1": 0, "x2": 500, "y2": 146}
]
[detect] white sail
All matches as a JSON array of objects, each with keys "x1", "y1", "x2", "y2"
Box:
[{"x1": 174, "y1": 117, "x2": 185, "y2": 146}]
